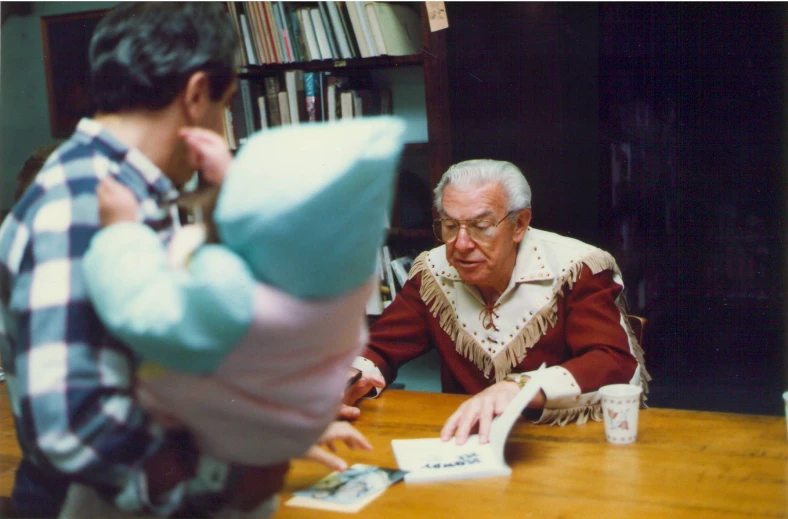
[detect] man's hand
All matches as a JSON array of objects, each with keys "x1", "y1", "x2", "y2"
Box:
[
  {"x1": 227, "y1": 462, "x2": 290, "y2": 512},
  {"x1": 439, "y1": 380, "x2": 522, "y2": 445},
  {"x1": 179, "y1": 127, "x2": 232, "y2": 185},
  {"x1": 97, "y1": 176, "x2": 139, "y2": 227},
  {"x1": 339, "y1": 369, "x2": 386, "y2": 420},
  {"x1": 304, "y1": 421, "x2": 373, "y2": 471}
]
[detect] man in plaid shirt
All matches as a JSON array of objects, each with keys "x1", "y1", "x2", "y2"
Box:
[{"x1": 0, "y1": 4, "x2": 286, "y2": 517}]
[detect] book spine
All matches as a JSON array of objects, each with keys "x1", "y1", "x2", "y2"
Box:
[
  {"x1": 273, "y1": 1, "x2": 294, "y2": 62},
  {"x1": 343, "y1": 1, "x2": 370, "y2": 58},
  {"x1": 317, "y1": 2, "x2": 340, "y2": 60},
  {"x1": 238, "y1": 13, "x2": 259, "y2": 65},
  {"x1": 300, "y1": 8, "x2": 321, "y2": 61},
  {"x1": 264, "y1": 76, "x2": 282, "y2": 127},
  {"x1": 327, "y1": 1, "x2": 353, "y2": 59},
  {"x1": 310, "y1": 8, "x2": 333, "y2": 60},
  {"x1": 326, "y1": 83, "x2": 337, "y2": 121},
  {"x1": 277, "y1": 90, "x2": 291, "y2": 124},
  {"x1": 239, "y1": 79, "x2": 256, "y2": 135},
  {"x1": 284, "y1": 70, "x2": 300, "y2": 125},
  {"x1": 250, "y1": 2, "x2": 273, "y2": 64},
  {"x1": 257, "y1": 96, "x2": 269, "y2": 130},
  {"x1": 226, "y1": 2, "x2": 248, "y2": 67},
  {"x1": 284, "y1": 3, "x2": 305, "y2": 62},
  {"x1": 339, "y1": 90, "x2": 354, "y2": 119},
  {"x1": 262, "y1": 2, "x2": 283, "y2": 63},
  {"x1": 303, "y1": 72, "x2": 317, "y2": 122},
  {"x1": 351, "y1": 1, "x2": 378, "y2": 56},
  {"x1": 364, "y1": 3, "x2": 388, "y2": 56}
]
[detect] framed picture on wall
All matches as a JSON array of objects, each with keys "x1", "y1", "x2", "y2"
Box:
[{"x1": 40, "y1": 9, "x2": 109, "y2": 138}]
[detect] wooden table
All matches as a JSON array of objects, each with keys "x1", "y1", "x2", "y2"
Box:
[{"x1": 2, "y1": 385, "x2": 787, "y2": 518}]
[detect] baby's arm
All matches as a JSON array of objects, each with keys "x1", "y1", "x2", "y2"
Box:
[{"x1": 84, "y1": 178, "x2": 253, "y2": 374}]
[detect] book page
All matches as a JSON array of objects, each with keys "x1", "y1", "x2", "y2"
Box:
[
  {"x1": 286, "y1": 464, "x2": 405, "y2": 512},
  {"x1": 391, "y1": 379, "x2": 542, "y2": 482}
]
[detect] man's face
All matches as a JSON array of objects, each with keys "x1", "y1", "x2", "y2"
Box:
[{"x1": 441, "y1": 182, "x2": 529, "y2": 292}]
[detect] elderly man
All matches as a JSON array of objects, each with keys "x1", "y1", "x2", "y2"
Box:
[{"x1": 344, "y1": 159, "x2": 649, "y2": 444}]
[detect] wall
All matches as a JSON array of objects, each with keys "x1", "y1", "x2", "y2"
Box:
[
  {"x1": 0, "y1": 1, "x2": 117, "y2": 211},
  {"x1": 444, "y1": 2, "x2": 600, "y2": 242}
]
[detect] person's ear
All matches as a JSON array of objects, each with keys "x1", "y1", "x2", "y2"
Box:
[
  {"x1": 182, "y1": 71, "x2": 211, "y2": 126},
  {"x1": 512, "y1": 209, "x2": 531, "y2": 243}
]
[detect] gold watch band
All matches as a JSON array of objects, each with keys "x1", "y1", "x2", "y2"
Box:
[{"x1": 505, "y1": 372, "x2": 528, "y2": 389}]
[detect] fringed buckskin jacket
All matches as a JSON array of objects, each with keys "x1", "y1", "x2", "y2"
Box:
[{"x1": 358, "y1": 227, "x2": 650, "y2": 426}]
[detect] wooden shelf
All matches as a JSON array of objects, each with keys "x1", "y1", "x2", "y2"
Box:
[{"x1": 237, "y1": 54, "x2": 423, "y2": 76}]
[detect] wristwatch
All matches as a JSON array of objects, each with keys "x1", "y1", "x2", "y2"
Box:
[{"x1": 504, "y1": 372, "x2": 529, "y2": 389}]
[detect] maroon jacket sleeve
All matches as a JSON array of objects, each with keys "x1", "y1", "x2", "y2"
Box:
[
  {"x1": 559, "y1": 266, "x2": 638, "y2": 392},
  {"x1": 362, "y1": 274, "x2": 432, "y2": 383}
]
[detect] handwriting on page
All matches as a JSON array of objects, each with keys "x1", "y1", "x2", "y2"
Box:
[{"x1": 421, "y1": 452, "x2": 481, "y2": 470}]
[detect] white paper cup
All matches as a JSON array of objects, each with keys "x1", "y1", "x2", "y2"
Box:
[
  {"x1": 600, "y1": 384, "x2": 643, "y2": 444},
  {"x1": 782, "y1": 391, "x2": 788, "y2": 440}
]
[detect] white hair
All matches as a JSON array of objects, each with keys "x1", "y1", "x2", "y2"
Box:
[{"x1": 433, "y1": 159, "x2": 532, "y2": 217}]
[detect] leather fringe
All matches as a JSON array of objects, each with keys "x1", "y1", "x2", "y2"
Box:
[
  {"x1": 413, "y1": 250, "x2": 649, "y2": 390},
  {"x1": 535, "y1": 403, "x2": 604, "y2": 427}
]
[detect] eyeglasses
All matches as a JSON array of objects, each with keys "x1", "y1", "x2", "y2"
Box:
[{"x1": 432, "y1": 212, "x2": 514, "y2": 243}]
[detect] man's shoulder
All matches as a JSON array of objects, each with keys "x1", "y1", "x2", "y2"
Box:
[
  {"x1": 528, "y1": 228, "x2": 603, "y2": 255},
  {"x1": 527, "y1": 228, "x2": 619, "y2": 278}
]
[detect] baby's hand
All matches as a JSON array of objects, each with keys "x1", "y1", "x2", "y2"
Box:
[
  {"x1": 179, "y1": 127, "x2": 232, "y2": 185},
  {"x1": 304, "y1": 421, "x2": 373, "y2": 471},
  {"x1": 97, "y1": 176, "x2": 139, "y2": 227}
]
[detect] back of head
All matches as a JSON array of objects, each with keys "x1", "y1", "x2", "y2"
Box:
[
  {"x1": 433, "y1": 159, "x2": 532, "y2": 214},
  {"x1": 215, "y1": 117, "x2": 407, "y2": 299},
  {"x1": 89, "y1": 2, "x2": 239, "y2": 114}
]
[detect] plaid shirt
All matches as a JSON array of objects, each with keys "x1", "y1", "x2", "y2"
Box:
[{"x1": 0, "y1": 119, "x2": 228, "y2": 515}]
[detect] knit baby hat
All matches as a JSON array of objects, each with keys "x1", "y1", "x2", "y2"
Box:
[{"x1": 214, "y1": 117, "x2": 406, "y2": 299}]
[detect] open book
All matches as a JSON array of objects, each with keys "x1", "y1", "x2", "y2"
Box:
[{"x1": 391, "y1": 378, "x2": 542, "y2": 483}]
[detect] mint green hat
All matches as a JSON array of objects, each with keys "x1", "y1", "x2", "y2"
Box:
[{"x1": 214, "y1": 117, "x2": 406, "y2": 299}]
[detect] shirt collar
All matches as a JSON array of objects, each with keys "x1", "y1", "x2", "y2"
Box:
[{"x1": 74, "y1": 118, "x2": 180, "y2": 204}]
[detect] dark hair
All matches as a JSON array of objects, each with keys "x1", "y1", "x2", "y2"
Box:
[{"x1": 89, "y1": 2, "x2": 239, "y2": 113}]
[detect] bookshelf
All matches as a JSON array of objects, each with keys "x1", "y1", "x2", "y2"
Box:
[{"x1": 223, "y1": 2, "x2": 451, "y2": 245}]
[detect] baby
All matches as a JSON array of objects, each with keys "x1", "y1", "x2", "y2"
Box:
[{"x1": 63, "y1": 117, "x2": 406, "y2": 518}]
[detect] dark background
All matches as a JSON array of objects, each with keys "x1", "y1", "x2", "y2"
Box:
[{"x1": 444, "y1": 2, "x2": 786, "y2": 415}]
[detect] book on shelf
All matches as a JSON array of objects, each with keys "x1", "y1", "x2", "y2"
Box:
[
  {"x1": 277, "y1": 90, "x2": 291, "y2": 124},
  {"x1": 327, "y1": 1, "x2": 354, "y2": 59},
  {"x1": 264, "y1": 76, "x2": 282, "y2": 127},
  {"x1": 239, "y1": 79, "x2": 256, "y2": 137},
  {"x1": 303, "y1": 71, "x2": 320, "y2": 122},
  {"x1": 257, "y1": 96, "x2": 269, "y2": 130},
  {"x1": 382, "y1": 245, "x2": 397, "y2": 302},
  {"x1": 344, "y1": 0, "x2": 373, "y2": 57},
  {"x1": 273, "y1": 2, "x2": 295, "y2": 63},
  {"x1": 299, "y1": 7, "x2": 321, "y2": 62},
  {"x1": 238, "y1": 12, "x2": 259, "y2": 65},
  {"x1": 364, "y1": 2, "x2": 388, "y2": 57},
  {"x1": 310, "y1": 8, "x2": 334, "y2": 60},
  {"x1": 368, "y1": 2, "x2": 423, "y2": 56},
  {"x1": 284, "y1": 70, "x2": 306, "y2": 124},
  {"x1": 222, "y1": 107, "x2": 237, "y2": 150},
  {"x1": 389, "y1": 256, "x2": 414, "y2": 289},
  {"x1": 350, "y1": 1, "x2": 379, "y2": 56},
  {"x1": 391, "y1": 376, "x2": 544, "y2": 483},
  {"x1": 285, "y1": 3, "x2": 306, "y2": 62},
  {"x1": 317, "y1": 2, "x2": 340, "y2": 59},
  {"x1": 339, "y1": 90, "x2": 354, "y2": 119}
]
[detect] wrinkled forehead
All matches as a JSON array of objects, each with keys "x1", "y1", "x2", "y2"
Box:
[{"x1": 440, "y1": 182, "x2": 507, "y2": 220}]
